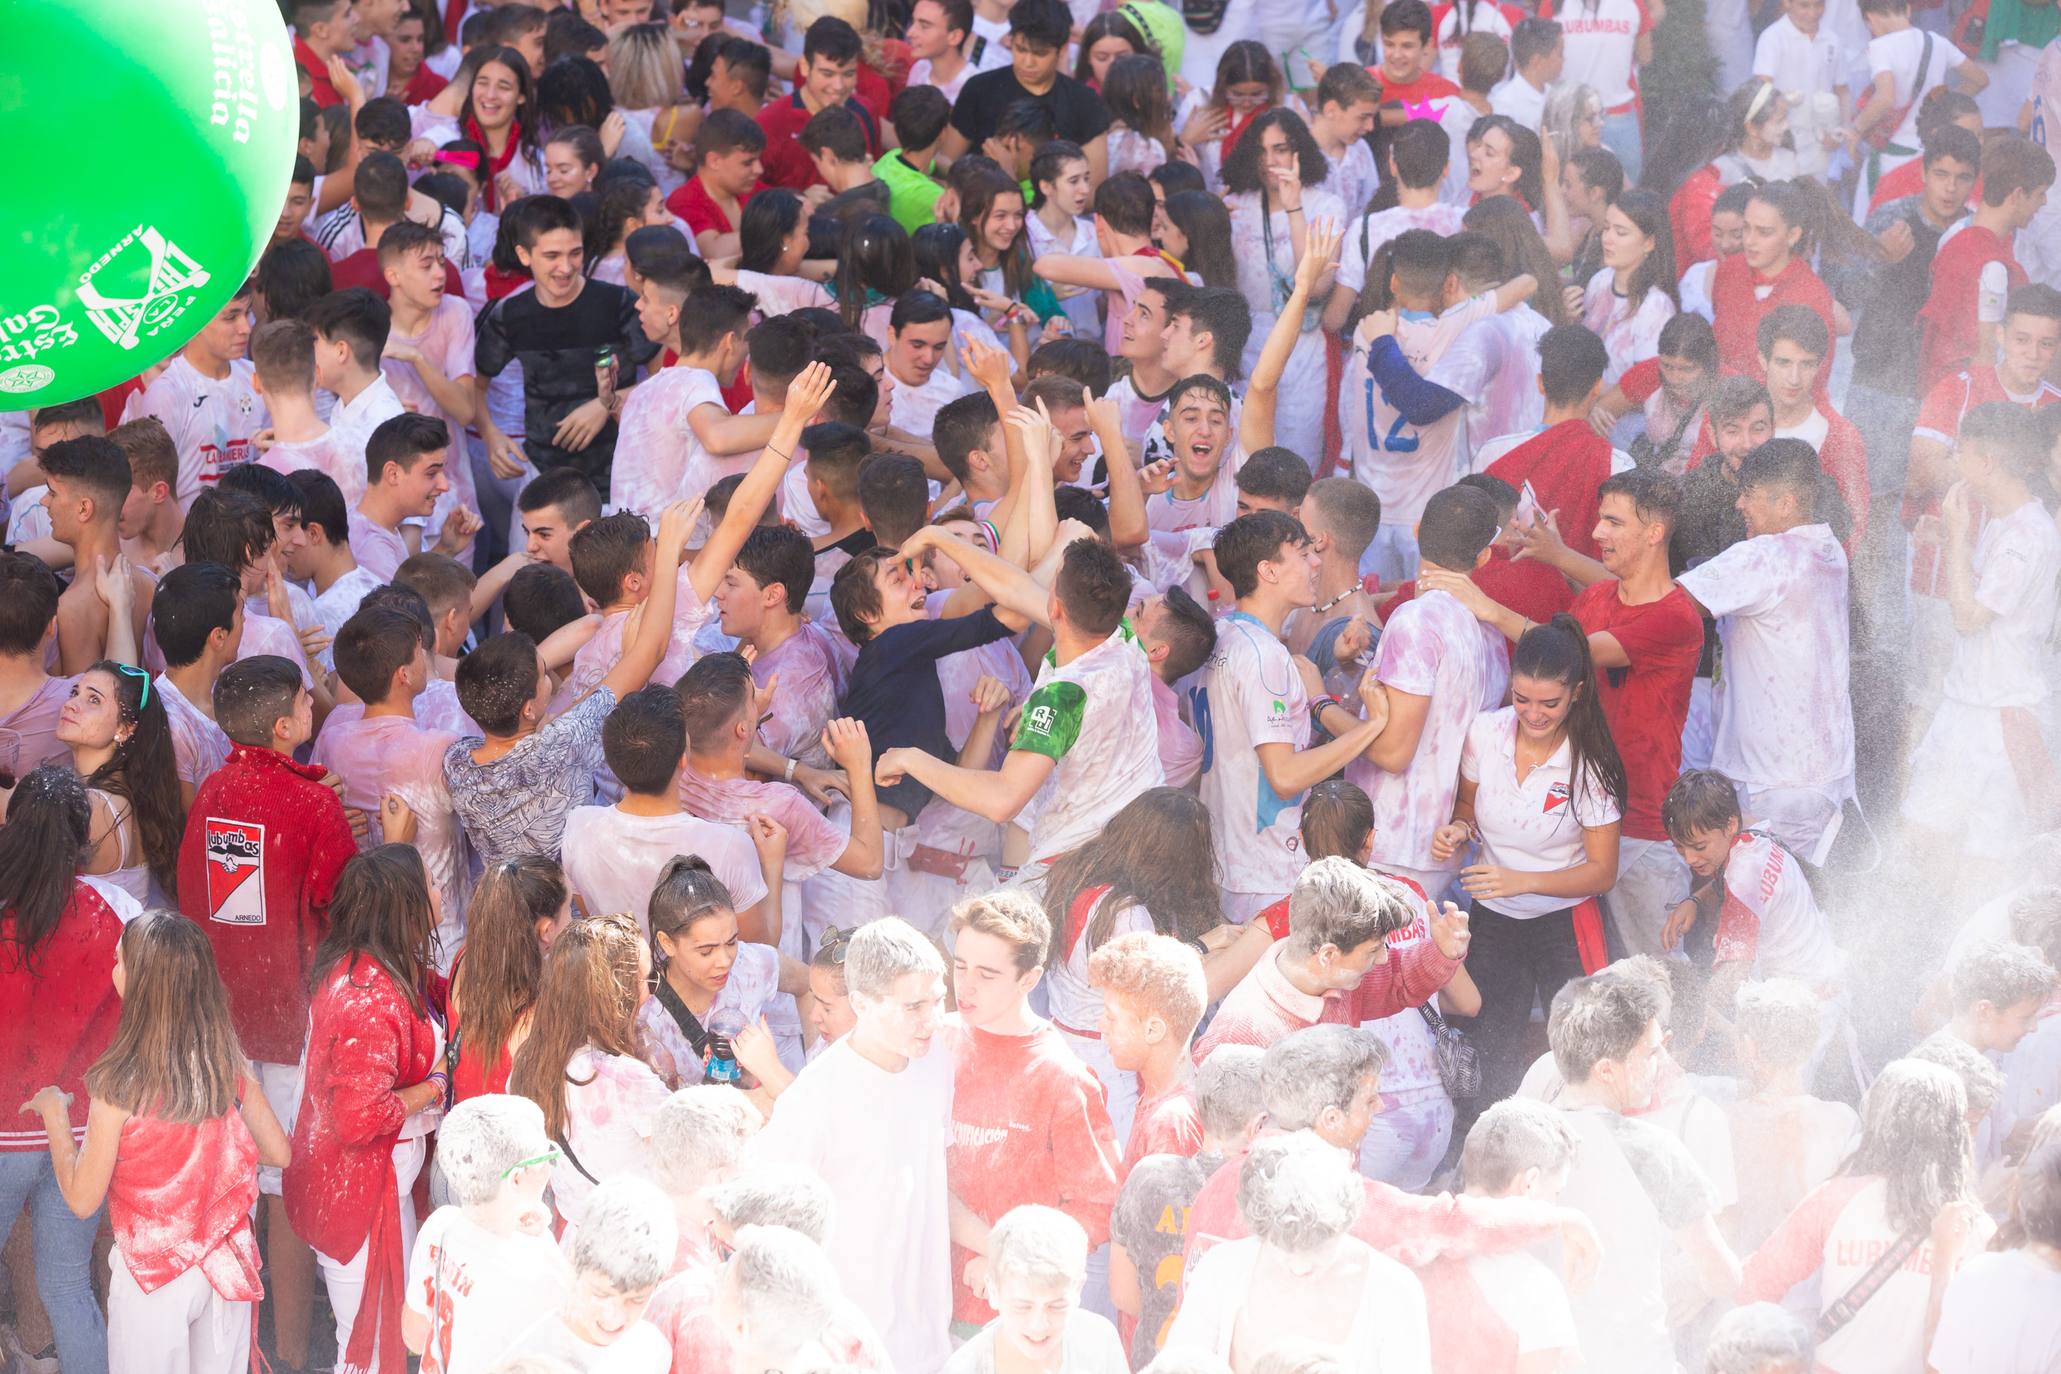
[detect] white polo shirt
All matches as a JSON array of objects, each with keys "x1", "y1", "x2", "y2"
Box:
[{"x1": 1459, "y1": 706, "x2": 1622, "y2": 919}]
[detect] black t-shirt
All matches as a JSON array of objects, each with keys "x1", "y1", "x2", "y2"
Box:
[
  {"x1": 473, "y1": 279, "x2": 660, "y2": 489},
  {"x1": 949, "y1": 68, "x2": 1113, "y2": 151},
  {"x1": 844, "y1": 606, "x2": 1016, "y2": 821}
]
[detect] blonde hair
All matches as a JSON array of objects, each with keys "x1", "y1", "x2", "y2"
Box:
[
  {"x1": 949, "y1": 891, "x2": 1051, "y2": 976},
  {"x1": 608, "y1": 22, "x2": 685, "y2": 111},
  {"x1": 1088, "y1": 931, "x2": 1207, "y2": 1043}
]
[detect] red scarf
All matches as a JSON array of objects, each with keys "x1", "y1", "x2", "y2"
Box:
[
  {"x1": 466, "y1": 115, "x2": 524, "y2": 213},
  {"x1": 1220, "y1": 103, "x2": 1268, "y2": 162}
]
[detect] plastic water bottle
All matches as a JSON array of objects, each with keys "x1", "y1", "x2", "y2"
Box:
[{"x1": 705, "y1": 1009, "x2": 744, "y2": 1085}]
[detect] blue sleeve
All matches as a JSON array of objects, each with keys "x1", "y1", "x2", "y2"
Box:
[{"x1": 1368, "y1": 335, "x2": 1466, "y2": 425}]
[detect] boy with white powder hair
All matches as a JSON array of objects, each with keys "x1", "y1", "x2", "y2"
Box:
[
  {"x1": 944, "y1": 1205, "x2": 1130, "y2": 1374},
  {"x1": 513, "y1": 1176, "x2": 677, "y2": 1372},
  {"x1": 649, "y1": 1086, "x2": 765, "y2": 1272},
  {"x1": 750, "y1": 916, "x2": 954, "y2": 1373},
  {"x1": 404, "y1": 1095, "x2": 571, "y2": 1374}
]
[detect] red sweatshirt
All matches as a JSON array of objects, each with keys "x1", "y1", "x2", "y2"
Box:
[
  {"x1": 0, "y1": 882, "x2": 124, "y2": 1152},
  {"x1": 1669, "y1": 164, "x2": 1723, "y2": 268},
  {"x1": 179, "y1": 744, "x2": 359, "y2": 1065},
  {"x1": 1710, "y1": 254, "x2": 1837, "y2": 403},
  {"x1": 946, "y1": 1019, "x2": 1122, "y2": 1324}
]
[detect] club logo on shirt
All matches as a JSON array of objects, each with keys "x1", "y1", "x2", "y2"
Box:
[
  {"x1": 77, "y1": 226, "x2": 212, "y2": 352},
  {"x1": 1544, "y1": 781, "x2": 1571, "y2": 814},
  {"x1": 204, "y1": 817, "x2": 266, "y2": 926},
  {"x1": 1024, "y1": 703, "x2": 1058, "y2": 737}
]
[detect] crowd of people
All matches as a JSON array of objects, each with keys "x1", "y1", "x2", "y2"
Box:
[{"x1": 4, "y1": 0, "x2": 2061, "y2": 1370}]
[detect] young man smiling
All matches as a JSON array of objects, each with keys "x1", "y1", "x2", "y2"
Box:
[
  {"x1": 943, "y1": 892, "x2": 1121, "y2": 1330},
  {"x1": 756, "y1": 17, "x2": 887, "y2": 190},
  {"x1": 942, "y1": 0, "x2": 1111, "y2": 180},
  {"x1": 884, "y1": 290, "x2": 972, "y2": 442}
]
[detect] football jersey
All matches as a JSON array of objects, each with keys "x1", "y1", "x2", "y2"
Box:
[
  {"x1": 1012, "y1": 623, "x2": 1165, "y2": 862},
  {"x1": 1195, "y1": 612, "x2": 1310, "y2": 896},
  {"x1": 1347, "y1": 296, "x2": 1494, "y2": 529},
  {"x1": 126, "y1": 355, "x2": 268, "y2": 507}
]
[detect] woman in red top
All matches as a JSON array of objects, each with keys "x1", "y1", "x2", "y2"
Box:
[
  {"x1": 449, "y1": 855, "x2": 572, "y2": 1101},
  {"x1": 25, "y1": 913, "x2": 290, "y2": 1374},
  {"x1": 0, "y1": 767, "x2": 122, "y2": 1374},
  {"x1": 1709, "y1": 181, "x2": 1839, "y2": 391},
  {"x1": 284, "y1": 845, "x2": 448, "y2": 1374}
]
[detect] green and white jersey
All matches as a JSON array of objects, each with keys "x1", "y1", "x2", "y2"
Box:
[{"x1": 1011, "y1": 621, "x2": 1165, "y2": 862}]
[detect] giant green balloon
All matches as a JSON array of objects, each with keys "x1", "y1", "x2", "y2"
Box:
[{"x1": 0, "y1": 0, "x2": 298, "y2": 410}]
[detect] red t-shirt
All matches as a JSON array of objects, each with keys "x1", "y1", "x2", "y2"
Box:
[
  {"x1": 1814, "y1": 409, "x2": 1871, "y2": 547},
  {"x1": 1383, "y1": 546, "x2": 1575, "y2": 628},
  {"x1": 757, "y1": 92, "x2": 882, "y2": 190},
  {"x1": 1710, "y1": 253, "x2": 1838, "y2": 402},
  {"x1": 1570, "y1": 581, "x2": 1703, "y2": 840},
  {"x1": 296, "y1": 37, "x2": 343, "y2": 108},
  {"x1": 1868, "y1": 160, "x2": 1981, "y2": 214},
  {"x1": 664, "y1": 175, "x2": 763, "y2": 240},
  {"x1": 946, "y1": 1020, "x2": 1121, "y2": 1324},
  {"x1": 1486, "y1": 419, "x2": 1618, "y2": 562},
  {"x1": 1917, "y1": 224, "x2": 2024, "y2": 397},
  {"x1": 327, "y1": 247, "x2": 465, "y2": 302},
  {"x1": 1372, "y1": 69, "x2": 1463, "y2": 112},
  {"x1": 399, "y1": 65, "x2": 449, "y2": 105},
  {"x1": 1123, "y1": 1083, "x2": 1204, "y2": 1176}
]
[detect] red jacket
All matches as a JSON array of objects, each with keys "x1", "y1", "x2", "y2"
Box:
[
  {"x1": 1918, "y1": 224, "x2": 2024, "y2": 398},
  {"x1": 179, "y1": 745, "x2": 358, "y2": 1065},
  {"x1": 286, "y1": 954, "x2": 439, "y2": 1374},
  {"x1": 1486, "y1": 419, "x2": 1617, "y2": 561},
  {"x1": 0, "y1": 882, "x2": 124, "y2": 1153}
]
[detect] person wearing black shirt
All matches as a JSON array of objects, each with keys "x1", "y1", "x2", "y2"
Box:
[
  {"x1": 830, "y1": 547, "x2": 1021, "y2": 827},
  {"x1": 939, "y1": 0, "x2": 1112, "y2": 178},
  {"x1": 473, "y1": 195, "x2": 661, "y2": 494},
  {"x1": 1834, "y1": 125, "x2": 1982, "y2": 500}
]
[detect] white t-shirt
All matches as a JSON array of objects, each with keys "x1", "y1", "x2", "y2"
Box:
[
  {"x1": 405, "y1": 1207, "x2": 570, "y2": 1374},
  {"x1": 1428, "y1": 305, "x2": 1553, "y2": 453},
  {"x1": 1675, "y1": 523, "x2": 1854, "y2": 792},
  {"x1": 328, "y1": 375, "x2": 407, "y2": 505},
  {"x1": 1347, "y1": 297, "x2": 1494, "y2": 527},
  {"x1": 1434, "y1": 1, "x2": 1520, "y2": 80},
  {"x1": 1459, "y1": 707, "x2": 1623, "y2": 919},
  {"x1": 309, "y1": 567, "x2": 384, "y2": 671},
  {"x1": 941, "y1": 1310, "x2": 1129, "y2": 1374},
  {"x1": 558, "y1": 805, "x2": 769, "y2": 940},
  {"x1": 1466, "y1": 1250, "x2": 1582, "y2": 1364},
  {"x1": 154, "y1": 672, "x2": 231, "y2": 793},
  {"x1": 886, "y1": 363, "x2": 972, "y2": 441},
  {"x1": 508, "y1": 1313, "x2": 670, "y2": 1374},
  {"x1": 1336, "y1": 204, "x2": 1468, "y2": 297},
  {"x1": 1713, "y1": 829, "x2": 1846, "y2": 993},
  {"x1": 1581, "y1": 270, "x2": 1678, "y2": 386},
  {"x1": 349, "y1": 515, "x2": 411, "y2": 583},
  {"x1": 1931, "y1": 1249, "x2": 2061, "y2": 1374},
  {"x1": 750, "y1": 1037, "x2": 956, "y2": 1374},
  {"x1": 1869, "y1": 26, "x2": 1961, "y2": 146},
  {"x1": 1489, "y1": 75, "x2": 1550, "y2": 127},
  {"x1": 611, "y1": 364, "x2": 731, "y2": 519},
  {"x1": 1942, "y1": 499, "x2": 2061, "y2": 708},
  {"x1": 1014, "y1": 624, "x2": 1166, "y2": 863},
  {"x1": 1755, "y1": 15, "x2": 1845, "y2": 100},
  {"x1": 125, "y1": 355, "x2": 268, "y2": 507},
  {"x1": 1198, "y1": 612, "x2": 1311, "y2": 898},
  {"x1": 1166, "y1": 1235, "x2": 1434, "y2": 1374},
  {"x1": 908, "y1": 56, "x2": 975, "y2": 102},
  {"x1": 1550, "y1": 0, "x2": 1652, "y2": 109},
  {"x1": 548, "y1": 1048, "x2": 670, "y2": 1229},
  {"x1": 1352, "y1": 589, "x2": 1499, "y2": 873}
]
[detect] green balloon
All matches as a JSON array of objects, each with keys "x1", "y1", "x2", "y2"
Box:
[{"x1": 0, "y1": 0, "x2": 298, "y2": 410}]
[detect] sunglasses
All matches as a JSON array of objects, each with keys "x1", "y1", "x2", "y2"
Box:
[{"x1": 816, "y1": 927, "x2": 852, "y2": 964}]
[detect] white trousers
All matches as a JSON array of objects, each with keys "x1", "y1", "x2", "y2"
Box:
[
  {"x1": 108, "y1": 1254, "x2": 251, "y2": 1374},
  {"x1": 316, "y1": 1136, "x2": 425, "y2": 1372}
]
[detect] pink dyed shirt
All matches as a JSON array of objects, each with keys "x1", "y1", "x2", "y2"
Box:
[
  {"x1": 1350, "y1": 588, "x2": 1497, "y2": 873},
  {"x1": 610, "y1": 365, "x2": 734, "y2": 519},
  {"x1": 349, "y1": 515, "x2": 410, "y2": 583},
  {"x1": 751, "y1": 621, "x2": 850, "y2": 770},
  {"x1": 261, "y1": 432, "x2": 360, "y2": 504},
  {"x1": 1190, "y1": 941, "x2": 1461, "y2": 1062},
  {"x1": 382, "y1": 295, "x2": 478, "y2": 517},
  {"x1": 566, "y1": 567, "x2": 714, "y2": 703},
  {"x1": 0, "y1": 674, "x2": 76, "y2": 783},
  {"x1": 677, "y1": 766, "x2": 849, "y2": 884},
  {"x1": 310, "y1": 713, "x2": 470, "y2": 961},
  {"x1": 237, "y1": 609, "x2": 313, "y2": 687},
  {"x1": 152, "y1": 673, "x2": 229, "y2": 792}
]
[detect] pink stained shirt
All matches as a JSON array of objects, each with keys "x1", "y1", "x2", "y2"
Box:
[
  {"x1": 565, "y1": 567, "x2": 714, "y2": 704},
  {"x1": 750, "y1": 621, "x2": 851, "y2": 770},
  {"x1": 0, "y1": 673, "x2": 76, "y2": 782},
  {"x1": 382, "y1": 294, "x2": 479, "y2": 517},
  {"x1": 677, "y1": 766, "x2": 850, "y2": 884},
  {"x1": 1190, "y1": 940, "x2": 1462, "y2": 1062},
  {"x1": 309, "y1": 713, "x2": 470, "y2": 955}
]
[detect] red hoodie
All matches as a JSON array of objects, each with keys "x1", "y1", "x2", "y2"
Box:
[{"x1": 179, "y1": 744, "x2": 359, "y2": 1065}]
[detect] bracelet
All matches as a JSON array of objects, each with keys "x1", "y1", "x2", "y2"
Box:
[
  {"x1": 1308, "y1": 694, "x2": 1341, "y2": 722},
  {"x1": 1286, "y1": 207, "x2": 1305, "y2": 216},
  {"x1": 767, "y1": 447, "x2": 791, "y2": 463},
  {"x1": 784, "y1": 758, "x2": 798, "y2": 783},
  {"x1": 1187, "y1": 934, "x2": 1211, "y2": 957}
]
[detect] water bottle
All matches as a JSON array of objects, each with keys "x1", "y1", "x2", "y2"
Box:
[{"x1": 705, "y1": 1008, "x2": 744, "y2": 1085}]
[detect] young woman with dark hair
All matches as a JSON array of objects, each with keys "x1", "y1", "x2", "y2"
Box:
[
  {"x1": 1579, "y1": 187, "x2": 1682, "y2": 384},
  {"x1": 1430, "y1": 615, "x2": 1627, "y2": 1100},
  {"x1": 59, "y1": 661, "x2": 186, "y2": 905}
]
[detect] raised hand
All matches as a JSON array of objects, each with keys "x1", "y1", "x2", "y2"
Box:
[{"x1": 1294, "y1": 218, "x2": 1344, "y2": 295}]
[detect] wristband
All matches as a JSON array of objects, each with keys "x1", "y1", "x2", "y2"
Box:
[
  {"x1": 1308, "y1": 694, "x2": 1342, "y2": 723},
  {"x1": 1187, "y1": 935, "x2": 1211, "y2": 957},
  {"x1": 784, "y1": 758, "x2": 798, "y2": 783}
]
